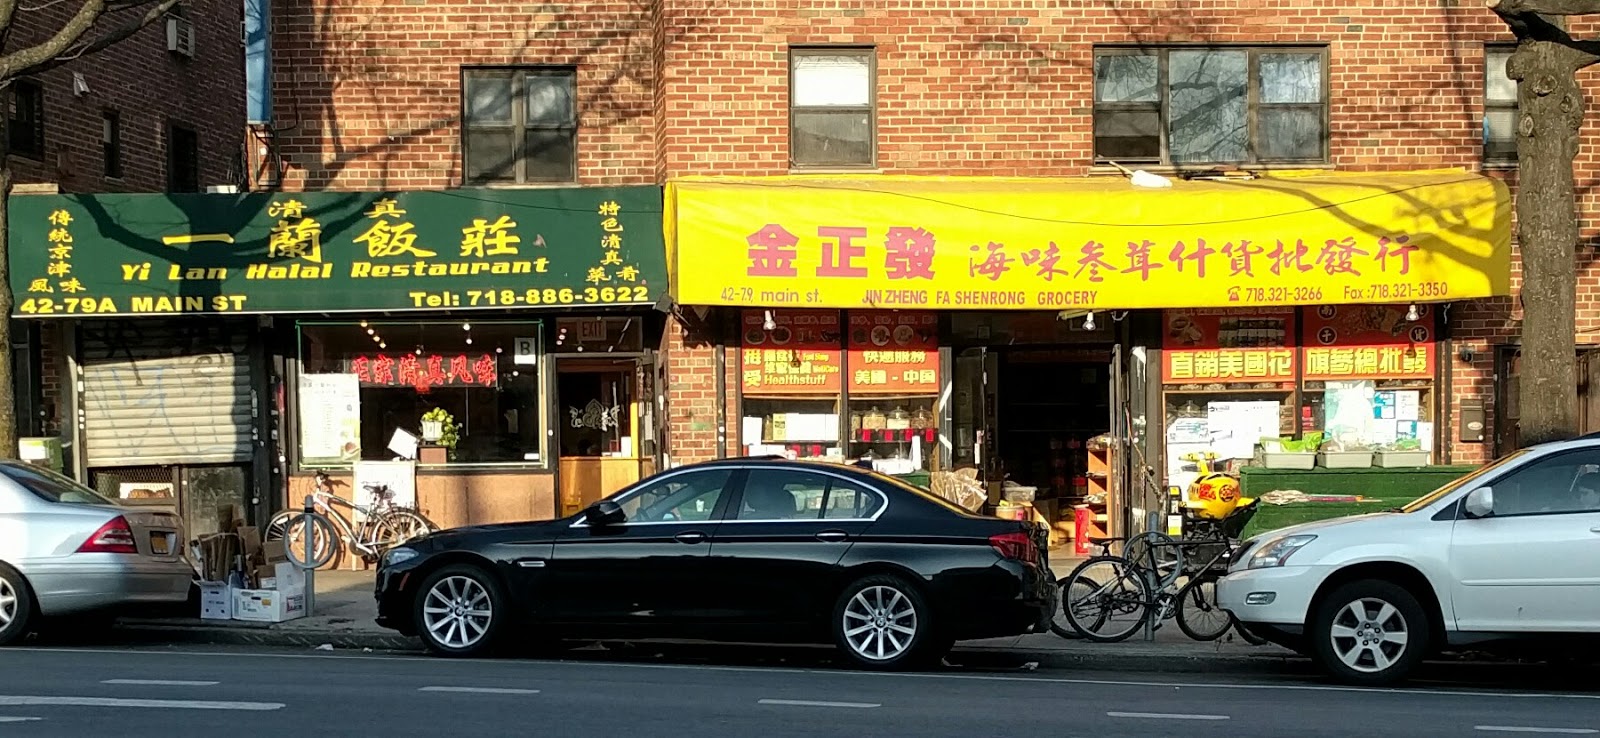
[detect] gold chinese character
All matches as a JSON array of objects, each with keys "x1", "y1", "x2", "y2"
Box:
[
  {"x1": 602, "y1": 234, "x2": 622, "y2": 250},
  {"x1": 1194, "y1": 350, "x2": 1220, "y2": 379},
  {"x1": 47, "y1": 228, "x2": 72, "y2": 244},
  {"x1": 1402, "y1": 346, "x2": 1427, "y2": 374},
  {"x1": 58, "y1": 278, "x2": 85, "y2": 293},
  {"x1": 1218, "y1": 351, "x2": 1245, "y2": 378},
  {"x1": 919, "y1": 369, "x2": 936, "y2": 384},
  {"x1": 1354, "y1": 348, "x2": 1380, "y2": 376},
  {"x1": 600, "y1": 217, "x2": 623, "y2": 233},
  {"x1": 1169, "y1": 353, "x2": 1194, "y2": 380},
  {"x1": 364, "y1": 198, "x2": 407, "y2": 219},
  {"x1": 460, "y1": 215, "x2": 521, "y2": 257},
  {"x1": 46, "y1": 262, "x2": 71, "y2": 278},
  {"x1": 268, "y1": 199, "x2": 306, "y2": 219},
  {"x1": 743, "y1": 349, "x2": 762, "y2": 364},
  {"x1": 1329, "y1": 349, "x2": 1355, "y2": 375},
  {"x1": 586, "y1": 266, "x2": 611, "y2": 284},
  {"x1": 1268, "y1": 349, "x2": 1294, "y2": 377},
  {"x1": 598, "y1": 201, "x2": 621, "y2": 217},
  {"x1": 743, "y1": 369, "x2": 762, "y2": 387},
  {"x1": 763, "y1": 349, "x2": 779, "y2": 362},
  {"x1": 355, "y1": 220, "x2": 436, "y2": 258},
  {"x1": 617, "y1": 265, "x2": 640, "y2": 282},
  {"x1": 1379, "y1": 347, "x2": 1405, "y2": 375},
  {"x1": 268, "y1": 218, "x2": 324, "y2": 263},
  {"x1": 601, "y1": 249, "x2": 623, "y2": 266},
  {"x1": 911, "y1": 351, "x2": 927, "y2": 363},
  {"x1": 854, "y1": 369, "x2": 872, "y2": 385},
  {"x1": 49, "y1": 245, "x2": 72, "y2": 261},
  {"x1": 871, "y1": 370, "x2": 888, "y2": 384},
  {"x1": 47, "y1": 209, "x2": 72, "y2": 227},
  {"x1": 1243, "y1": 350, "x2": 1268, "y2": 377},
  {"x1": 27, "y1": 278, "x2": 52, "y2": 293}
]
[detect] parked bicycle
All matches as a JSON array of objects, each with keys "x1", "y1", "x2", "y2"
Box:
[{"x1": 265, "y1": 472, "x2": 436, "y2": 569}]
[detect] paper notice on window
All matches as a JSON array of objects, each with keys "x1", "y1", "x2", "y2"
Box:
[
  {"x1": 1395, "y1": 391, "x2": 1421, "y2": 421},
  {"x1": 1417, "y1": 422, "x2": 1435, "y2": 452},
  {"x1": 299, "y1": 373, "x2": 361, "y2": 464},
  {"x1": 1205, "y1": 401, "x2": 1280, "y2": 461}
]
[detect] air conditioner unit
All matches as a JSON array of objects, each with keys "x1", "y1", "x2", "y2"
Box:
[{"x1": 166, "y1": 16, "x2": 195, "y2": 58}]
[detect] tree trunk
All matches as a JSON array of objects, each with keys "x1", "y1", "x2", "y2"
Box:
[
  {"x1": 0, "y1": 158, "x2": 16, "y2": 460},
  {"x1": 1511, "y1": 39, "x2": 1585, "y2": 446}
]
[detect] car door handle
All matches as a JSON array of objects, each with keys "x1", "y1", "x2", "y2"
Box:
[
  {"x1": 674, "y1": 531, "x2": 708, "y2": 544},
  {"x1": 1591, "y1": 527, "x2": 1600, "y2": 534},
  {"x1": 815, "y1": 530, "x2": 850, "y2": 543}
]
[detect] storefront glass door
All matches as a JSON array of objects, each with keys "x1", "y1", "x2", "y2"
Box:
[{"x1": 555, "y1": 358, "x2": 646, "y2": 517}]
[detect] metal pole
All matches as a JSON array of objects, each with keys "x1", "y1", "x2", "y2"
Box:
[{"x1": 303, "y1": 494, "x2": 316, "y2": 617}]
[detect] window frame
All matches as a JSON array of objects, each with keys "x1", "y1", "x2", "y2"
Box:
[
  {"x1": 1484, "y1": 44, "x2": 1518, "y2": 166},
  {"x1": 1464, "y1": 447, "x2": 1600, "y2": 519},
  {"x1": 166, "y1": 122, "x2": 200, "y2": 192},
  {"x1": 103, "y1": 109, "x2": 123, "y2": 180},
  {"x1": 788, "y1": 46, "x2": 878, "y2": 170},
  {"x1": 1091, "y1": 46, "x2": 1330, "y2": 167},
  {"x1": 461, "y1": 66, "x2": 578, "y2": 185},
  {"x1": 570, "y1": 467, "x2": 740, "y2": 526},
  {"x1": 7, "y1": 78, "x2": 45, "y2": 160}
]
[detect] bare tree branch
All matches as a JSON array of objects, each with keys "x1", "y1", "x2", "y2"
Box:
[
  {"x1": 3, "y1": 0, "x2": 180, "y2": 79},
  {"x1": 0, "y1": 0, "x2": 106, "y2": 78},
  {"x1": 1488, "y1": 0, "x2": 1600, "y2": 14}
]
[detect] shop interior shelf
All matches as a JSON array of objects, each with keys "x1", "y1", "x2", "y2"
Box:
[{"x1": 1163, "y1": 387, "x2": 1293, "y2": 395}]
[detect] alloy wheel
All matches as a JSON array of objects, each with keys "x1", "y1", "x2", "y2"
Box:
[
  {"x1": 0, "y1": 577, "x2": 15, "y2": 628},
  {"x1": 842, "y1": 585, "x2": 918, "y2": 662},
  {"x1": 422, "y1": 575, "x2": 494, "y2": 650},
  {"x1": 1329, "y1": 597, "x2": 1410, "y2": 674}
]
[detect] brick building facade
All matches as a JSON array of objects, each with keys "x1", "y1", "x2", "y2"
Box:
[{"x1": 256, "y1": 0, "x2": 1590, "y2": 487}]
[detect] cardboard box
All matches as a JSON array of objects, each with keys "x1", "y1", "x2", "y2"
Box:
[
  {"x1": 199, "y1": 582, "x2": 232, "y2": 620},
  {"x1": 217, "y1": 503, "x2": 245, "y2": 532},
  {"x1": 258, "y1": 561, "x2": 305, "y2": 592},
  {"x1": 262, "y1": 540, "x2": 287, "y2": 564},
  {"x1": 232, "y1": 585, "x2": 305, "y2": 623}
]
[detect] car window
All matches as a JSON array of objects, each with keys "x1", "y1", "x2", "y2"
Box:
[
  {"x1": 1, "y1": 463, "x2": 116, "y2": 506},
  {"x1": 616, "y1": 469, "x2": 732, "y2": 523},
  {"x1": 1483, "y1": 450, "x2": 1600, "y2": 517},
  {"x1": 734, "y1": 469, "x2": 883, "y2": 521},
  {"x1": 823, "y1": 478, "x2": 883, "y2": 520},
  {"x1": 1403, "y1": 448, "x2": 1529, "y2": 513}
]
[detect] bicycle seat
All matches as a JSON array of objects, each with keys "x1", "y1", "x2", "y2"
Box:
[{"x1": 1088, "y1": 536, "x2": 1121, "y2": 545}]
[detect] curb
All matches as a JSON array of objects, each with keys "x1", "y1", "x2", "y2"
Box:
[{"x1": 112, "y1": 621, "x2": 421, "y2": 652}]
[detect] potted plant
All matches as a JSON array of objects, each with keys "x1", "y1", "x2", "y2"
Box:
[
  {"x1": 420, "y1": 407, "x2": 459, "y2": 462},
  {"x1": 1375, "y1": 438, "x2": 1429, "y2": 468},
  {"x1": 1259, "y1": 432, "x2": 1320, "y2": 470},
  {"x1": 1318, "y1": 438, "x2": 1374, "y2": 469}
]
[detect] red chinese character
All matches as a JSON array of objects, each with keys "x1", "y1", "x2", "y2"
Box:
[
  {"x1": 425, "y1": 355, "x2": 447, "y2": 386},
  {"x1": 746, "y1": 225, "x2": 799, "y2": 277},
  {"x1": 1169, "y1": 239, "x2": 1215, "y2": 278},
  {"x1": 1377, "y1": 235, "x2": 1417, "y2": 275},
  {"x1": 884, "y1": 226, "x2": 936, "y2": 280},
  {"x1": 350, "y1": 356, "x2": 371, "y2": 383},
  {"x1": 370, "y1": 354, "x2": 396, "y2": 385},
  {"x1": 816, "y1": 226, "x2": 868, "y2": 278},
  {"x1": 398, "y1": 354, "x2": 421, "y2": 387},
  {"x1": 1317, "y1": 237, "x2": 1369, "y2": 276},
  {"x1": 449, "y1": 354, "x2": 474, "y2": 384},
  {"x1": 968, "y1": 242, "x2": 1013, "y2": 282},
  {"x1": 1121, "y1": 240, "x2": 1164, "y2": 281},
  {"x1": 1223, "y1": 240, "x2": 1262, "y2": 277},
  {"x1": 473, "y1": 354, "x2": 498, "y2": 385},
  {"x1": 1075, "y1": 241, "x2": 1114, "y2": 283},
  {"x1": 1267, "y1": 239, "x2": 1314, "y2": 276},
  {"x1": 1020, "y1": 242, "x2": 1068, "y2": 281}
]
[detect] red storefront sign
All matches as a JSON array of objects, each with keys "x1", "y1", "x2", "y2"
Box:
[
  {"x1": 740, "y1": 309, "x2": 843, "y2": 394},
  {"x1": 1162, "y1": 308, "x2": 1297, "y2": 383},
  {"x1": 847, "y1": 311, "x2": 939, "y2": 394},
  {"x1": 351, "y1": 353, "x2": 499, "y2": 390},
  {"x1": 1301, "y1": 304, "x2": 1435, "y2": 380}
]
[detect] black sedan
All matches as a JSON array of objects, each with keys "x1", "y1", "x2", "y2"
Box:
[{"x1": 374, "y1": 458, "x2": 1055, "y2": 669}]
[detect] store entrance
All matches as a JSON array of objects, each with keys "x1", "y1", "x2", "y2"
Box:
[{"x1": 554, "y1": 356, "x2": 655, "y2": 517}]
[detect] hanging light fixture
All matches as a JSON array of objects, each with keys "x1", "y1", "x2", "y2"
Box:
[
  {"x1": 1405, "y1": 303, "x2": 1420, "y2": 322},
  {"x1": 1082, "y1": 311, "x2": 1097, "y2": 331}
]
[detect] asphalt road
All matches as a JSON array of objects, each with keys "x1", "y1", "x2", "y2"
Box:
[{"x1": 1, "y1": 645, "x2": 1598, "y2": 737}]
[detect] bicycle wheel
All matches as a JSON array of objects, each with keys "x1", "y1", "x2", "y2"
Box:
[
  {"x1": 1232, "y1": 619, "x2": 1270, "y2": 645},
  {"x1": 1049, "y1": 574, "x2": 1107, "y2": 640},
  {"x1": 264, "y1": 510, "x2": 294, "y2": 541},
  {"x1": 374, "y1": 509, "x2": 433, "y2": 549},
  {"x1": 1175, "y1": 572, "x2": 1232, "y2": 641},
  {"x1": 1124, "y1": 531, "x2": 1183, "y2": 589},
  {"x1": 283, "y1": 511, "x2": 340, "y2": 570},
  {"x1": 1061, "y1": 555, "x2": 1151, "y2": 643}
]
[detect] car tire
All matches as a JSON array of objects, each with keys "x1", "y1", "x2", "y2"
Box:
[
  {"x1": 832, "y1": 574, "x2": 939, "y2": 670},
  {"x1": 0, "y1": 563, "x2": 34, "y2": 647},
  {"x1": 414, "y1": 564, "x2": 507, "y2": 658},
  {"x1": 1311, "y1": 579, "x2": 1429, "y2": 686}
]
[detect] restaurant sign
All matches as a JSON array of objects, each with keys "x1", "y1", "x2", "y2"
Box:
[{"x1": 9, "y1": 186, "x2": 666, "y2": 317}]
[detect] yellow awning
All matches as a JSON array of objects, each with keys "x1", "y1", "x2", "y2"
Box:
[{"x1": 665, "y1": 170, "x2": 1510, "y2": 311}]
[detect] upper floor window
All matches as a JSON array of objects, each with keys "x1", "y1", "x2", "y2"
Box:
[
  {"x1": 1485, "y1": 46, "x2": 1517, "y2": 164},
  {"x1": 167, "y1": 123, "x2": 199, "y2": 192},
  {"x1": 7, "y1": 79, "x2": 44, "y2": 159},
  {"x1": 463, "y1": 68, "x2": 576, "y2": 184},
  {"x1": 103, "y1": 110, "x2": 123, "y2": 179},
  {"x1": 1093, "y1": 47, "x2": 1327, "y2": 166},
  {"x1": 789, "y1": 48, "x2": 875, "y2": 168}
]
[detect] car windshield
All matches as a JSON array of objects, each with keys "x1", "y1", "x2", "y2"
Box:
[
  {"x1": 1, "y1": 463, "x2": 117, "y2": 506},
  {"x1": 1399, "y1": 449, "x2": 1531, "y2": 513}
]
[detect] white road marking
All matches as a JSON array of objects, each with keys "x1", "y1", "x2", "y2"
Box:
[
  {"x1": 1476, "y1": 727, "x2": 1598, "y2": 735},
  {"x1": 1108, "y1": 711, "x2": 1230, "y2": 721},
  {"x1": 102, "y1": 679, "x2": 219, "y2": 686},
  {"x1": 758, "y1": 699, "x2": 880, "y2": 709},
  {"x1": 0, "y1": 717, "x2": 42, "y2": 723},
  {"x1": 0, "y1": 696, "x2": 282, "y2": 711},
  {"x1": 418, "y1": 686, "x2": 540, "y2": 695}
]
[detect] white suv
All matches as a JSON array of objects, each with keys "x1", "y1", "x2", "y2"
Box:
[{"x1": 1217, "y1": 437, "x2": 1600, "y2": 685}]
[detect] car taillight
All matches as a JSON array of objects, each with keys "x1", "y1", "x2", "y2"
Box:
[
  {"x1": 989, "y1": 531, "x2": 1038, "y2": 562},
  {"x1": 78, "y1": 516, "x2": 138, "y2": 554}
]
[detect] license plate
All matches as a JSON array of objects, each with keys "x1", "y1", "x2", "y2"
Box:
[{"x1": 150, "y1": 534, "x2": 170, "y2": 555}]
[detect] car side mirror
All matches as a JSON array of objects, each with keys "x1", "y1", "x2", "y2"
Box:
[
  {"x1": 584, "y1": 499, "x2": 626, "y2": 527},
  {"x1": 1463, "y1": 487, "x2": 1494, "y2": 519}
]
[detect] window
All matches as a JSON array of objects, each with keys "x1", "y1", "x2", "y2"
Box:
[
  {"x1": 7, "y1": 79, "x2": 44, "y2": 159},
  {"x1": 1093, "y1": 47, "x2": 1327, "y2": 166},
  {"x1": 103, "y1": 110, "x2": 122, "y2": 179},
  {"x1": 1482, "y1": 450, "x2": 1600, "y2": 517},
  {"x1": 297, "y1": 321, "x2": 546, "y2": 466},
  {"x1": 735, "y1": 469, "x2": 882, "y2": 521},
  {"x1": 616, "y1": 469, "x2": 732, "y2": 523},
  {"x1": 1, "y1": 462, "x2": 115, "y2": 506},
  {"x1": 1485, "y1": 46, "x2": 1517, "y2": 163},
  {"x1": 463, "y1": 68, "x2": 576, "y2": 184},
  {"x1": 789, "y1": 48, "x2": 875, "y2": 168},
  {"x1": 167, "y1": 123, "x2": 199, "y2": 192}
]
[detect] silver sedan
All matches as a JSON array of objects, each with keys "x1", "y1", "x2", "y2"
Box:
[{"x1": 0, "y1": 461, "x2": 194, "y2": 645}]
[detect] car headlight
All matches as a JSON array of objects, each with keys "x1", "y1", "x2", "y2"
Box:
[
  {"x1": 1247, "y1": 535, "x2": 1316, "y2": 569},
  {"x1": 383, "y1": 547, "x2": 419, "y2": 567}
]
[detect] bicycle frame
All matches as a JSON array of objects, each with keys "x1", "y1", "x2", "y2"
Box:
[{"x1": 302, "y1": 489, "x2": 397, "y2": 558}]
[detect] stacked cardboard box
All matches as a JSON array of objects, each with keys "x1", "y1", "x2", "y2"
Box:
[{"x1": 193, "y1": 504, "x2": 306, "y2": 623}]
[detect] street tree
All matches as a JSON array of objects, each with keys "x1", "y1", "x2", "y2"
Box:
[{"x1": 0, "y1": 0, "x2": 182, "y2": 458}]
